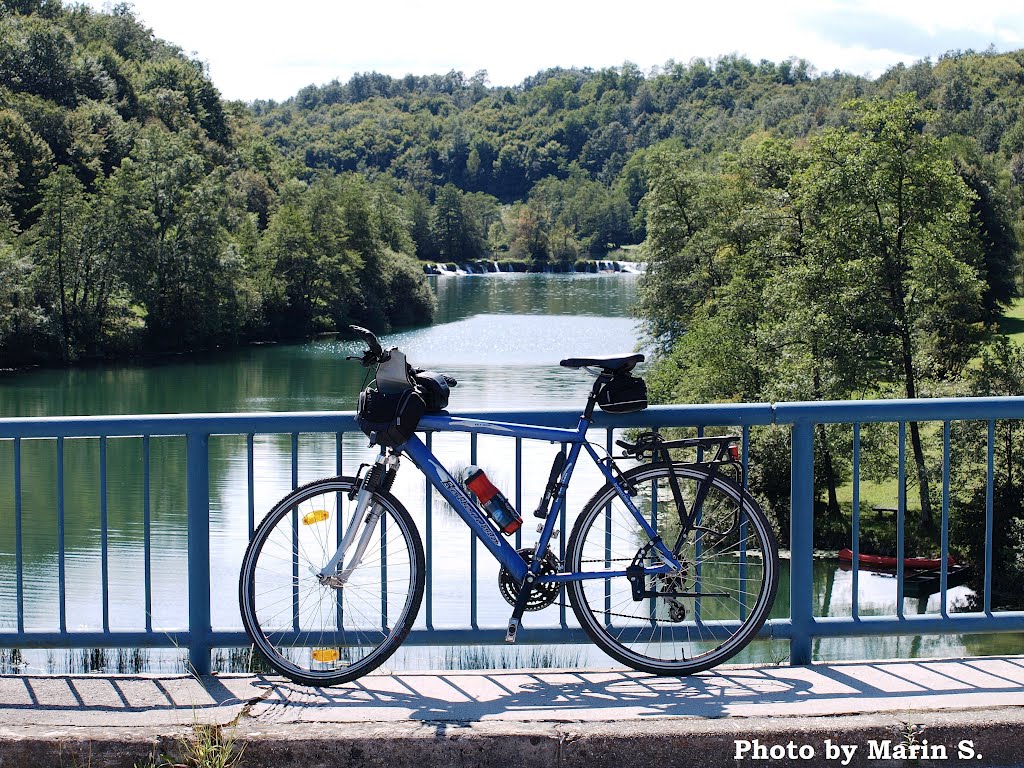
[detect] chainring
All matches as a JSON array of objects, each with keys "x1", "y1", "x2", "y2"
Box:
[{"x1": 498, "y1": 548, "x2": 561, "y2": 611}]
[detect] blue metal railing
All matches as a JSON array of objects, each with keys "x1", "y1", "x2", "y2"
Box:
[{"x1": 2, "y1": 397, "x2": 1024, "y2": 674}]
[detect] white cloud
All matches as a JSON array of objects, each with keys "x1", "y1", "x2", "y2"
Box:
[{"x1": 84, "y1": 0, "x2": 1024, "y2": 101}]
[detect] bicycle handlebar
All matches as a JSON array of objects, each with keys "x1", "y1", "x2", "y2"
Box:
[
  {"x1": 346, "y1": 325, "x2": 458, "y2": 387},
  {"x1": 347, "y1": 325, "x2": 386, "y2": 367}
]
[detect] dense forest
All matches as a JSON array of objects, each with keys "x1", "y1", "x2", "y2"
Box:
[
  {"x1": 4, "y1": 2, "x2": 1024, "y2": 368},
  {"x1": 0, "y1": 0, "x2": 434, "y2": 366}
]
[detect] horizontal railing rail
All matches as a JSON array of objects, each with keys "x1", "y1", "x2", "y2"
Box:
[{"x1": 1, "y1": 397, "x2": 1023, "y2": 674}]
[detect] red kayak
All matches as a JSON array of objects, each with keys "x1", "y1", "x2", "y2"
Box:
[{"x1": 838, "y1": 548, "x2": 956, "y2": 570}]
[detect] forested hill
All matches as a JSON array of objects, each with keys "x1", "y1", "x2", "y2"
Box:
[
  {"x1": 256, "y1": 52, "x2": 1024, "y2": 261},
  {"x1": 0, "y1": 1, "x2": 433, "y2": 366},
  {"x1": 4, "y1": 0, "x2": 1024, "y2": 367}
]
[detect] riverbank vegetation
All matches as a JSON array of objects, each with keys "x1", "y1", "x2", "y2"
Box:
[
  {"x1": 0, "y1": 1, "x2": 433, "y2": 366},
  {"x1": 5, "y1": 5, "x2": 1024, "y2": 605}
]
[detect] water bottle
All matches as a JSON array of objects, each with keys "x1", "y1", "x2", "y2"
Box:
[{"x1": 463, "y1": 465, "x2": 522, "y2": 535}]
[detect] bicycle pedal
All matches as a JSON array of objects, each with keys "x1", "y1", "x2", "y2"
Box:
[{"x1": 505, "y1": 618, "x2": 520, "y2": 644}]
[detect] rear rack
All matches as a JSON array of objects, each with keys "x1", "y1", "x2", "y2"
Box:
[{"x1": 616, "y1": 431, "x2": 740, "y2": 463}]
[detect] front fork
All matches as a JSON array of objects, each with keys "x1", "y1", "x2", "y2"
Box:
[{"x1": 317, "y1": 451, "x2": 398, "y2": 586}]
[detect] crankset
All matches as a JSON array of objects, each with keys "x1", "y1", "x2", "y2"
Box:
[{"x1": 498, "y1": 548, "x2": 560, "y2": 611}]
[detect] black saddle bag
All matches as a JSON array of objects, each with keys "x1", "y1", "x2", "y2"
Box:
[
  {"x1": 357, "y1": 386, "x2": 426, "y2": 447},
  {"x1": 597, "y1": 372, "x2": 648, "y2": 413}
]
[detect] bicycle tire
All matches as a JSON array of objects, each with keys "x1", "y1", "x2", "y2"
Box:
[
  {"x1": 239, "y1": 476, "x2": 425, "y2": 686},
  {"x1": 566, "y1": 462, "x2": 779, "y2": 675}
]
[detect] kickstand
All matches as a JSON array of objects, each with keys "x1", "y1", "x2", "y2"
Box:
[{"x1": 505, "y1": 572, "x2": 537, "y2": 643}]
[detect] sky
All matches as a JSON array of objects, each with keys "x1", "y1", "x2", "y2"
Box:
[{"x1": 84, "y1": 0, "x2": 1024, "y2": 103}]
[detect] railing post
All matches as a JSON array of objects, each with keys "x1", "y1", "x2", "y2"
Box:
[
  {"x1": 790, "y1": 419, "x2": 815, "y2": 665},
  {"x1": 186, "y1": 432, "x2": 212, "y2": 676}
]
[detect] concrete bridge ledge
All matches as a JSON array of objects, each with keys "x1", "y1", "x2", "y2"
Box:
[{"x1": 2, "y1": 656, "x2": 1024, "y2": 767}]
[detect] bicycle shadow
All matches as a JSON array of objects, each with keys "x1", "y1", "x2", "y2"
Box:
[
  {"x1": 250, "y1": 666, "x2": 813, "y2": 723},
  {"x1": 247, "y1": 656, "x2": 1024, "y2": 725}
]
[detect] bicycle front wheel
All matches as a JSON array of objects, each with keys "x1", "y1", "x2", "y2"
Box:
[
  {"x1": 566, "y1": 463, "x2": 779, "y2": 675},
  {"x1": 239, "y1": 477, "x2": 424, "y2": 686}
]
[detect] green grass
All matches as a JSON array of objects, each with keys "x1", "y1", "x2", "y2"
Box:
[
  {"x1": 998, "y1": 297, "x2": 1024, "y2": 344},
  {"x1": 828, "y1": 480, "x2": 941, "y2": 557}
]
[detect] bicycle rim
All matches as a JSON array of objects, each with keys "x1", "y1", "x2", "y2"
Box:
[
  {"x1": 567, "y1": 463, "x2": 779, "y2": 675},
  {"x1": 239, "y1": 477, "x2": 424, "y2": 685}
]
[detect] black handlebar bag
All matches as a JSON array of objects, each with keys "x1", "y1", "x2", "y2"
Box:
[
  {"x1": 414, "y1": 371, "x2": 451, "y2": 411},
  {"x1": 356, "y1": 386, "x2": 426, "y2": 447}
]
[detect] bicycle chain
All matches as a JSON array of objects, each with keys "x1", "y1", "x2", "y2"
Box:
[{"x1": 552, "y1": 557, "x2": 683, "y2": 620}]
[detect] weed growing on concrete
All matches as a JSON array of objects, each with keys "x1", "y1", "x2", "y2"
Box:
[
  {"x1": 133, "y1": 724, "x2": 244, "y2": 768},
  {"x1": 178, "y1": 724, "x2": 245, "y2": 768},
  {"x1": 894, "y1": 717, "x2": 924, "y2": 754},
  {"x1": 766, "y1": 641, "x2": 790, "y2": 666}
]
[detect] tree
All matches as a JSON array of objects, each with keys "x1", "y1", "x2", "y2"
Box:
[
  {"x1": 638, "y1": 99, "x2": 996, "y2": 533},
  {"x1": 257, "y1": 178, "x2": 354, "y2": 335},
  {"x1": 0, "y1": 236, "x2": 42, "y2": 361},
  {"x1": 636, "y1": 147, "x2": 740, "y2": 348},
  {"x1": 112, "y1": 126, "x2": 237, "y2": 347},
  {"x1": 430, "y1": 184, "x2": 481, "y2": 263},
  {"x1": 951, "y1": 336, "x2": 1024, "y2": 607},
  {"x1": 800, "y1": 95, "x2": 987, "y2": 523},
  {"x1": 29, "y1": 165, "x2": 88, "y2": 359}
]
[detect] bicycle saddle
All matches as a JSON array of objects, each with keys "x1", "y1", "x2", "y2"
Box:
[{"x1": 559, "y1": 353, "x2": 644, "y2": 372}]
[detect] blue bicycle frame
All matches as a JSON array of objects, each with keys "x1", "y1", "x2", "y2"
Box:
[{"x1": 400, "y1": 412, "x2": 683, "y2": 586}]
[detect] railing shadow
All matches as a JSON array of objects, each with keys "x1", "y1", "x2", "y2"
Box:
[
  {"x1": 249, "y1": 656, "x2": 1024, "y2": 723},
  {"x1": 0, "y1": 672, "x2": 260, "y2": 724},
  {"x1": 1, "y1": 657, "x2": 1023, "y2": 726}
]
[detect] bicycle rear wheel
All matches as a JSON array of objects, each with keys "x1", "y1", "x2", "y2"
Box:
[
  {"x1": 239, "y1": 477, "x2": 424, "y2": 686},
  {"x1": 566, "y1": 462, "x2": 778, "y2": 675}
]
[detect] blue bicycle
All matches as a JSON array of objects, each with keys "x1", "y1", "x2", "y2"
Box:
[{"x1": 239, "y1": 327, "x2": 779, "y2": 685}]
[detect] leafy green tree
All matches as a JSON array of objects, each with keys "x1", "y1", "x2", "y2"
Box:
[
  {"x1": 112, "y1": 126, "x2": 236, "y2": 347},
  {"x1": 0, "y1": 13, "x2": 76, "y2": 104},
  {"x1": 640, "y1": 98, "x2": 997, "y2": 532},
  {"x1": 800, "y1": 95, "x2": 986, "y2": 523},
  {"x1": 951, "y1": 155, "x2": 1020, "y2": 319},
  {"x1": 636, "y1": 147, "x2": 736, "y2": 348},
  {"x1": 0, "y1": 234, "x2": 42, "y2": 361},
  {"x1": 430, "y1": 184, "x2": 482, "y2": 262},
  {"x1": 0, "y1": 107, "x2": 54, "y2": 222},
  {"x1": 28, "y1": 165, "x2": 88, "y2": 358},
  {"x1": 257, "y1": 179, "x2": 353, "y2": 335}
]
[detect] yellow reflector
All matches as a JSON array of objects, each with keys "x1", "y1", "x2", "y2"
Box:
[
  {"x1": 302, "y1": 509, "x2": 330, "y2": 525},
  {"x1": 312, "y1": 648, "x2": 339, "y2": 663}
]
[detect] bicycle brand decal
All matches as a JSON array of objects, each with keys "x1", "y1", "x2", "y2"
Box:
[{"x1": 446, "y1": 419, "x2": 517, "y2": 435}]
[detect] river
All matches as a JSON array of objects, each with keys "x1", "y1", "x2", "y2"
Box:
[{"x1": 0, "y1": 273, "x2": 1009, "y2": 672}]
